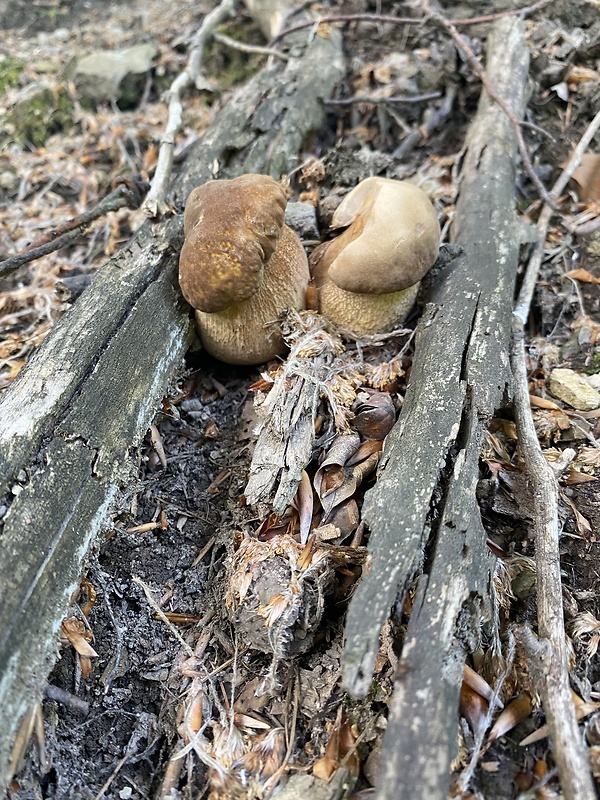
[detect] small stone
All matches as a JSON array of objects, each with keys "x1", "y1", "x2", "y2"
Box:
[
  {"x1": 549, "y1": 368, "x2": 600, "y2": 411},
  {"x1": 284, "y1": 201, "x2": 319, "y2": 240},
  {"x1": 585, "y1": 373, "x2": 600, "y2": 391},
  {"x1": 74, "y1": 43, "x2": 158, "y2": 106}
]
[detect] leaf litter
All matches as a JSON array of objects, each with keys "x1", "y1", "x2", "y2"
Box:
[{"x1": 3, "y1": 1, "x2": 600, "y2": 799}]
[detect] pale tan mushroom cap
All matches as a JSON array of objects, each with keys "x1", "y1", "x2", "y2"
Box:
[
  {"x1": 179, "y1": 174, "x2": 287, "y2": 313},
  {"x1": 324, "y1": 177, "x2": 440, "y2": 294},
  {"x1": 319, "y1": 277, "x2": 419, "y2": 336},
  {"x1": 196, "y1": 225, "x2": 309, "y2": 364}
]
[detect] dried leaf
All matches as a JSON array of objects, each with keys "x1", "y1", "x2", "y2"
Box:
[
  {"x1": 564, "y1": 268, "x2": 600, "y2": 285},
  {"x1": 561, "y1": 491, "x2": 593, "y2": 539},
  {"x1": 529, "y1": 394, "x2": 562, "y2": 410},
  {"x1": 566, "y1": 468, "x2": 597, "y2": 485},
  {"x1": 326, "y1": 498, "x2": 360, "y2": 539},
  {"x1": 570, "y1": 152, "x2": 600, "y2": 202},
  {"x1": 346, "y1": 438, "x2": 383, "y2": 467},
  {"x1": 463, "y1": 664, "x2": 502, "y2": 707},
  {"x1": 61, "y1": 619, "x2": 98, "y2": 659},
  {"x1": 520, "y1": 702, "x2": 600, "y2": 746},
  {"x1": 460, "y1": 682, "x2": 489, "y2": 734},
  {"x1": 234, "y1": 713, "x2": 271, "y2": 731},
  {"x1": 313, "y1": 711, "x2": 359, "y2": 781},
  {"x1": 487, "y1": 696, "x2": 532, "y2": 745},
  {"x1": 297, "y1": 470, "x2": 314, "y2": 545}
]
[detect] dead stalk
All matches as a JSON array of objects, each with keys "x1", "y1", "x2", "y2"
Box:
[
  {"x1": 0, "y1": 180, "x2": 147, "y2": 280},
  {"x1": 421, "y1": 0, "x2": 553, "y2": 207},
  {"x1": 142, "y1": 0, "x2": 238, "y2": 217},
  {"x1": 272, "y1": 0, "x2": 556, "y2": 43},
  {"x1": 509, "y1": 111, "x2": 600, "y2": 800}
]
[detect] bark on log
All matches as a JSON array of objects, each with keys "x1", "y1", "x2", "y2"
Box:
[
  {"x1": 342, "y1": 18, "x2": 529, "y2": 799},
  {"x1": 0, "y1": 31, "x2": 344, "y2": 789}
]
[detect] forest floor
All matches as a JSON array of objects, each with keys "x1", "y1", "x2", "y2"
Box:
[{"x1": 1, "y1": 1, "x2": 600, "y2": 799}]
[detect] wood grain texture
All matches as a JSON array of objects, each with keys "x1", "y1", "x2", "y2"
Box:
[
  {"x1": 342, "y1": 18, "x2": 529, "y2": 799},
  {"x1": 0, "y1": 30, "x2": 344, "y2": 789}
]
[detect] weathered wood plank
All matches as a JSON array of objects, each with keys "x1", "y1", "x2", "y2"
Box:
[
  {"x1": 0, "y1": 30, "x2": 345, "y2": 789},
  {"x1": 342, "y1": 18, "x2": 529, "y2": 799}
]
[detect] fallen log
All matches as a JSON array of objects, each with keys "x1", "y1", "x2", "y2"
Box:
[
  {"x1": 0, "y1": 30, "x2": 344, "y2": 789},
  {"x1": 342, "y1": 17, "x2": 529, "y2": 799}
]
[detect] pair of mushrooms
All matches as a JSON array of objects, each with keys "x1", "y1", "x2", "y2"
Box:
[{"x1": 178, "y1": 174, "x2": 440, "y2": 365}]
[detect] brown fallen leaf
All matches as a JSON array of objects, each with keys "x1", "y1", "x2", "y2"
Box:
[
  {"x1": 570, "y1": 152, "x2": 600, "y2": 202},
  {"x1": 463, "y1": 664, "x2": 503, "y2": 708},
  {"x1": 296, "y1": 469, "x2": 314, "y2": 545},
  {"x1": 563, "y1": 268, "x2": 600, "y2": 285},
  {"x1": 529, "y1": 394, "x2": 562, "y2": 411},
  {"x1": 566, "y1": 467, "x2": 597, "y2": 485},
  {"x1": 350, "y1": 389, "x2": 396, "y2": 440},
  {"x1": 487, "y1": 696, "x2": 532, "y2": 745},
  {"x1": 313, "y1": 710, "x2": 360, "y2": 782},
  {"x1": 459, "y1": 682, "x2": 489, "y2": 734},
  {"x1": 561, "y1": 491, "x2": 593, "y2": 540},
  {"x1": 520, "y1": 702, "x2": 600, "y2": 746}
]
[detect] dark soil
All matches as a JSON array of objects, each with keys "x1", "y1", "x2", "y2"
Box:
[{"x1": 3, "y1": 1, "x2": 600, "y2": 799}]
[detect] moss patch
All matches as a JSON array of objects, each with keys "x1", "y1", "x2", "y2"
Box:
[
  {"x1": 0, "y1": 55, "x2": 24, "y2": 95},
  {"x1": 1, "y1": 84, "x2": 74, "y2": 148}
]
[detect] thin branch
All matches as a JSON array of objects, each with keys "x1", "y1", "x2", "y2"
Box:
[
  {"x1": 213, "y1": 31, "x2": 288, "y2": 61},
  {"x1": 324, "y1": 91, "x2": 441, "y2": 106},
  {"x1": 515, "y1": 107, "x2": 600, "y2": 324},
  {"x1": 0, "y1": 177, "x2": 148, "y2": 281},
  {"x1": 132, "y1": 576, "x2": 194, "y2": 657},
  {"x1": 393, "y1": 83, "x2": 457, "y2": 160},
  {"x1": 142, "y1": 0, "x2": 238, "y2": 217},
  {"x1": 422, "y1": 0, "x2": 554, "y2": 207},
  {"x1": 509, "y1": 111, "x2": 600, "y2": 800},
  {"x1": 272, "y1": 0, "x2": 556, "y2": 44}
]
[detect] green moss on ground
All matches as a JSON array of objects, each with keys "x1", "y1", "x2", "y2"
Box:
[{"x1": 0, "y1": 55, "x2": 24, "y2": 95}]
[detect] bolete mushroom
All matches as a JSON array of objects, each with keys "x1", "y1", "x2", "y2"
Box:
[
  {"x1": 311, "y1": 177, "x2": 440, "y2": 335},
  {"x1": 178, "y1": 174, "x2": 310, "y2": 365}
]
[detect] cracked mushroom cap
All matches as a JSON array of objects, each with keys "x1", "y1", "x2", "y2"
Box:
[
  {"x1": 179, "y1": 174, "x2": 288, "y2": 313},
  {"x1": 178, "y1": 174, "x2": 309, "y2": 365},
  {"x1": 313, "y1": 177, "x2": 440, "y2": 334}
]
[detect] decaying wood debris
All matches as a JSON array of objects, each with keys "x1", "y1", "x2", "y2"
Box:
[
  {"x1": 2, "y1": 3, "x2": 600, "y2": 798},
  {"x1": 339, "y1": 17, "x2": 529, "y2": 799},
  {"x1": 0, "y1": 30, "x2": 344, "y2": 791},
  {"x1": 231, "y1": 16, "x2": 536, "y2": 799}
]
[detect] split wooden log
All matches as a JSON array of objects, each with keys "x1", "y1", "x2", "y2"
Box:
[
  {"x1": 342, "y1": 18, "x2": 528, "y2": 799},
  {"x1": 0, "y1": 30, "x2": 344, "y2": 789}
]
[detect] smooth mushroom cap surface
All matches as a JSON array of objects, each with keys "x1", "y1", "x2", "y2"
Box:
[
  {"x1": 196, "y1": 225, "x2": 309, "y2": 365},
  {"x1": 322, "y1": 176, "x2": 440, "y2": 295},
  {"x1": 179, "y1": 174, "x2": 287, "y2": 313},
  {"x1": 318, "y1": 277, "x2": 420, "y2": 336}
]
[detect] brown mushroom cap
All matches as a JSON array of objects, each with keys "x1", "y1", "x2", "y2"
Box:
[
  {"x1": 179, "y1": 174, "x2": 287, "y2": 313},
  {"x1": 196, "y1": 225, "x2": 309, "y2": 364},
  {"x1": 321, "y1": 177, "x2": 440, "y2": 295}
]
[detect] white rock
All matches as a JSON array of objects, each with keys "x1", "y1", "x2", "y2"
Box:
[
  {"x1": 585, "y1": 373, "x2": 600, "y2": 391},
  {"x1": 549, "y1": 368, "x2": 600, "y2": 411}
]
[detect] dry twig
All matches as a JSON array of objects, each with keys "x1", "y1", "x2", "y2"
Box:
[
  {"x1": 213, "y1": 31, "x2": 288, "y2": 61},
  {"x1": 142, "y1": 0, "x2": 238, "y2": 217},
  {"x1": 272, "y1": 0, "x2": 556, "y2": 43},
  {"x1": 510, "y1": 110, "x2": 600, "y2": 800},
  {"x1": 421, "y1": 0, "x2": 553, "y2": 207},
  {"x1": 324, "y1": 91, "x2": 441, "y2": 106},
  {"x1": 0, "y1": 178, "x2": 148, "y2": 281}
]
